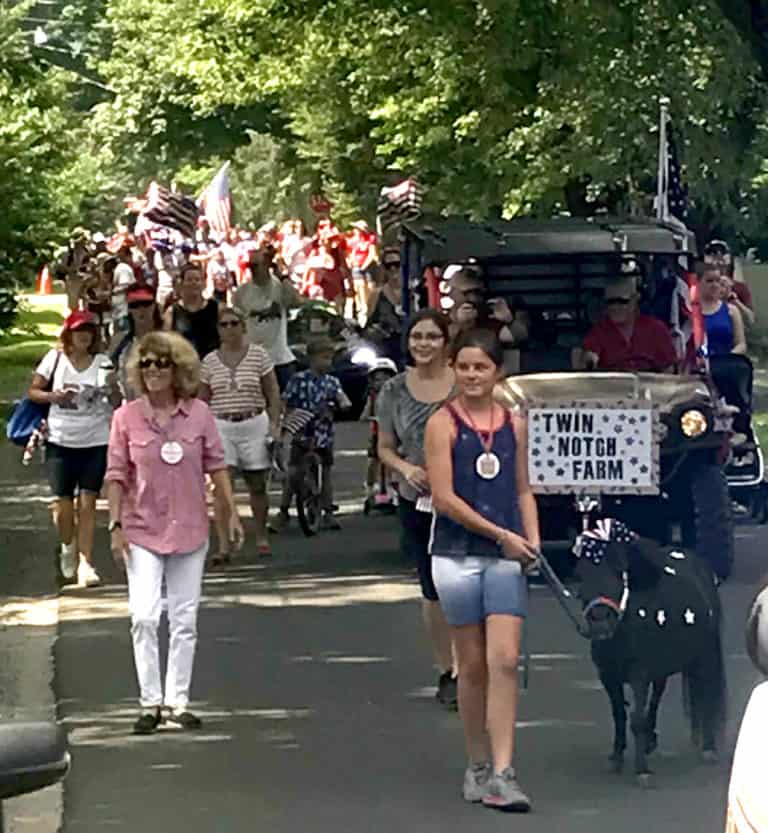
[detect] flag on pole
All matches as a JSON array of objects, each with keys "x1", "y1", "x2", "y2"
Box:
[
  {"x1": 655, "y1": 99, "x2": 704, "y2": 367},
  {"x1": 376, "y1": 178, "x2": 424, "y2": 238},
  {"x1": 141, "y1": 181, "x2": 199, "y2": 238},
  {"x1": 655, "y1": 100, "x2": 689, "y2": 224},
  {"x1": 199, "y1": 162, "x2": 232, "y2": 235}
]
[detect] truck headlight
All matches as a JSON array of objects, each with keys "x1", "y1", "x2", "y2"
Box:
[{"x1": 680, "y1": 409, "x2": 708, "y2": 438}]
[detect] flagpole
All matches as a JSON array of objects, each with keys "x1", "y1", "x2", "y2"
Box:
[{"x1": 656, "y1": 96, "x2": 670, "y2": 221}]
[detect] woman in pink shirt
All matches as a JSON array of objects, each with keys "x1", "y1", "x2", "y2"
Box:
[{"x1": 106, "y1": 331, "x2": 244, "y2": 735}]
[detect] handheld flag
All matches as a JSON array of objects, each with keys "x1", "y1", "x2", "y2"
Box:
[{"x1": 199, "y1": 162, "x2": 232, "y2": 235}]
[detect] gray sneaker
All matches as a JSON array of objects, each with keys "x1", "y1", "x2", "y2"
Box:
[
  {"x1": 482, "y1": 767, "x2": 531, "y2": 812},
  {"x1": 462, "y1": 762, "x2": 491, "y2": 803}
]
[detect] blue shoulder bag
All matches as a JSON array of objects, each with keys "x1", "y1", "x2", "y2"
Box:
[{"x1": 6, "y1": 352, "x2": 61, "y2": 446}]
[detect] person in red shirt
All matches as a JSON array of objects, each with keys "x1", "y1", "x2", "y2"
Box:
[
  {"x1": 579, "y1": 277, "x2": 678, "y2": 373},
  {"x1": 346, "y1": 221, "x2": 378, "y2": 322}
]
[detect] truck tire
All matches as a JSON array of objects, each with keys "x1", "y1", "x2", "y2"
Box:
[{"x1": 680, "y1": 462, "x2": 734, "y2": 581}]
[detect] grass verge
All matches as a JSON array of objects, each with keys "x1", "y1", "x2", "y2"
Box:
[
  {"x1": 753, "y1": 411, "x2": 768, "y2": 452},
  {"x1": 0, "y1": 295, "x2": 66, "y2": 424}
]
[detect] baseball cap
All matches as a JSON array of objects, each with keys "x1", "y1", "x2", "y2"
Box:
[
  {"x1": 62, "y1": 310, "x2": 97, "y2": 332},
  {"x1": 351, "y1": 220, "x2": 369, "y2": 232},
  {"x1": 605, "y1": 277, "x2": 637, "y2": 299},
  {"x1": 126, "y1": 284, "x2": 155, "y2": 304},
  {"x1": 368, "y1": 357, "x2": 398, "y2": 376}
]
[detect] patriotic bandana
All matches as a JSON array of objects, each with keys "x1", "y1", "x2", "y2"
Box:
[{"x1": 573, "y1": 518, "x2": 637, "y2": 565}]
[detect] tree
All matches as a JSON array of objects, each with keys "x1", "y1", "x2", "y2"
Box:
[
  {"x1": 90, "y1": 0, "x2": 768, "y2": 244},
  {"x1": 0, "y1": 4, "x2": 98, "y2": 294}
]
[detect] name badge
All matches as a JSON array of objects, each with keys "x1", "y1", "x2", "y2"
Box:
[{"x1": 161, "y1": 441, "x2": 184, "y2": 465}]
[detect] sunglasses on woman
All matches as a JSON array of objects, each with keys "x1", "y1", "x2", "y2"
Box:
[
  {"x1": 129, "y1": 300, "x2": 154, "y2": 310},
  {"x1": 139, "y1": 356, "x2": 174, "y2": 370}
]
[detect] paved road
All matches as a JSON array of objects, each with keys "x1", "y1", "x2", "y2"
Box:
[{"x1": 38, "y1": 423, "x2": 768, "y2": 832}]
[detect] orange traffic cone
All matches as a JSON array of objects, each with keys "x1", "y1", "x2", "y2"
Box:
[{"x1": 36, "y1": 265, "x2": 53, "y2": 295}]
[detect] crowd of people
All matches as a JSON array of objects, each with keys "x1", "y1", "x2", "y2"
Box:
[{"x1": 24, "y1": 217, "x2": 759, "y2": 812}]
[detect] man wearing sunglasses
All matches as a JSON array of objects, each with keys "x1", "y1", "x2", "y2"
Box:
[{"x1": 579, "y1": 277, "x2": 677, "y2": 373}]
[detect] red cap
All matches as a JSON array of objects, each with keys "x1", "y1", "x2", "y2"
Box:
[
  {"x1": 62, "y1": 310, "x2": 97, "y2": 332},
  {"x1": 126, "y1": 284, "x2": 155, "y2": 303}
]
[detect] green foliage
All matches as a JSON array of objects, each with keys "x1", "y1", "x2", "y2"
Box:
[
  {"x1": 9, "y1": 0, "x2": 768, "y2": 287},
  {"x1": 230, "y1": 133, "x2": 317, "y2": 229},
  {"x1": 86, "y1": 0, "x2": 768, "y2": 242}
]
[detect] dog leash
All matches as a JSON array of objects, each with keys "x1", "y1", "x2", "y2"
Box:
[{"x1": 533, "y1": 550, "x2": 591, "y2": 639}]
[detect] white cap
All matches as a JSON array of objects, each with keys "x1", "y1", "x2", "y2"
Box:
[
  {"x1": 368, "y1": 357, "x2": 398, "y2": 375},
  {"x1": 747, "y1": 583, "x2": 768, "y2": 676}
]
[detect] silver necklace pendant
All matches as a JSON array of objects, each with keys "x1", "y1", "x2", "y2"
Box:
[{"x1": 476, "y1": 452, "x2": 500, "y2": 480}]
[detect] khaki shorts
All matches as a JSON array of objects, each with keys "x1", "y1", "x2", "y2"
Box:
[{"x1": 214, "y1": 412, "x2": 271, "y2": 472}]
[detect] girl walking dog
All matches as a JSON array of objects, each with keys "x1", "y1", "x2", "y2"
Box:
[{"x1": 426, "y1": 328, "x2": 540, "y2": 812}]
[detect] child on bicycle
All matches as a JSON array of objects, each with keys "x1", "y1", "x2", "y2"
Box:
[{"x1": 271, "y1": 336, "x2": 351, "y2": 531}]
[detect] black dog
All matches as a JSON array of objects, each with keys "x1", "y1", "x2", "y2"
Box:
[{"x1": 573, "y1": 519, "x2": 726, "y2": 785}]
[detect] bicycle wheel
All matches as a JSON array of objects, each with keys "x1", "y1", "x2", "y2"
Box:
[{"x1": 296, "y1": 454, "x2": 321, "y2": 536}]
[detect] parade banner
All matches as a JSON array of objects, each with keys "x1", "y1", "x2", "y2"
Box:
[{"x1": 527, "y1": 401, "x2": 660, "y2": 495}]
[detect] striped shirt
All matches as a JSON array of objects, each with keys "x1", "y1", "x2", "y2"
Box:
[{"x1": 200, "y1": 344, "x2": 273, "y2": 416}]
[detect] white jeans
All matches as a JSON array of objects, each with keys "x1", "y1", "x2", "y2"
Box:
[{"x1": 126, "y1": 542, "x2": 208, "y2": 710}]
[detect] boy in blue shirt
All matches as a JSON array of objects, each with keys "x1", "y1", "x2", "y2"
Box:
[{"x1": 271, "y1": 336, "x2": 351, "y2": 531}]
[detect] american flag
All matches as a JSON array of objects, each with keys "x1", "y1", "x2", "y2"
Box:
[
  {"x1": 376, "y1": 178, "x2": 424, "y2": 237},
  {"x1": 142, "y1": 181, "x2": 199, "y2": 238},
  {"x1": 665, "y1": 124, "x2": 689, "y2": 223},
  {"x1": 656, "y1": 108, "x2": 689, "y2": 225},
  {"x1": 199, "y1": 162, "x2": 232, "y2": 235}
]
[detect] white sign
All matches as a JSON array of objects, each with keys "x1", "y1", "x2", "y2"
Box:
[{"x1": 527, "y1": 404, "x2": 659, "y2": 495}]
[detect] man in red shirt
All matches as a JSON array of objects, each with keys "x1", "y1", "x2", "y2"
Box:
[{"x1": 580, "y1": 277, "x2": 677, "y2": 373}]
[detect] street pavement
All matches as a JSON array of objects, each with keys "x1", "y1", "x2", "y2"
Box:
[{"x1": 2, "y1": 421, "x2": 766, "y2": 832}]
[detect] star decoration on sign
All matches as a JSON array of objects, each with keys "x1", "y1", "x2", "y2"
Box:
[
  {"x1": 684, "y1": 609, "x2": 695, "y2": 625},
  {"x1": 656, "y1": 610, "x2": 666, "y2": 626}
]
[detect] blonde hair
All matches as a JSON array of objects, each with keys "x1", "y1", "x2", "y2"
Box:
[{"x1": 125, "y1": 331, "x2": 200, "y2": 400}]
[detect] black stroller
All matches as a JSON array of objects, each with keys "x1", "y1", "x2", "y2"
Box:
[{"x1": 710, "y1": 354, "x2": 766, "y2": 523}]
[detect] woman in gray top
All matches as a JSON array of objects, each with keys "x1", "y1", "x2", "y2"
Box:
[{"x1": 377, "y1": 308, "x2": 457, "y2": 707}]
